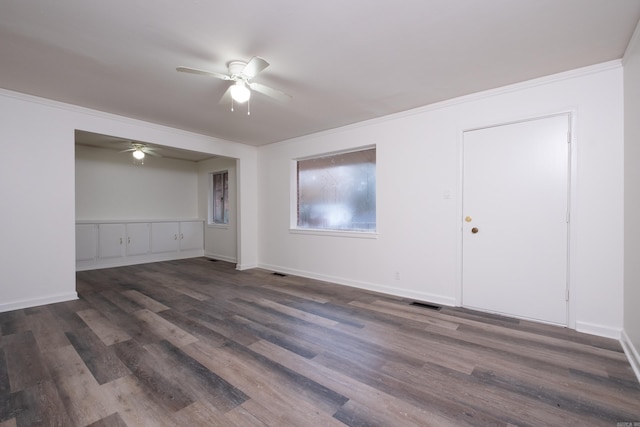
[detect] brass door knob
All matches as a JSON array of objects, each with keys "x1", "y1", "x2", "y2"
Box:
[{"x1": 471, "y1": 227, "x2": 479, "y2": 234}]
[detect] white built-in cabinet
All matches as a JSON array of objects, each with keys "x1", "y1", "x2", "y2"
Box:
[
  {"x1": 76, "y1": 220, "x2": 204, "y2": 270},
  {"x1": 98, "y1": 223, "x2": 127, "y2": 259},
  {"x1": 95, "y1": 223, "x2": 151, "y2": 259},
  {"x1": 76, "y1": 224, "x2": 98, "y2": 262},
  {"x1": 127, "y1": 223, "x2": 151, "y2": 256},
  {"x1": 151, "y1": 222, "x2": 180, "y2": 253},
  {"x1": 179, "y1": 221, "x2": 205, "y2": 251},
  {"x1": 150, "y1": 221, "x2": 204, "y2": 253}
]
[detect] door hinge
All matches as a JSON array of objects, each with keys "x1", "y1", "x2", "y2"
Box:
[
  {"x1": 567, "y1": 131, "x2": 571, "y2": 144},
  {"x1": 565, "y1": 288, "x2": 570, "y2": 301},
  {"x1": 566, "y1": 211, "x2": 570, "y2": 223}
]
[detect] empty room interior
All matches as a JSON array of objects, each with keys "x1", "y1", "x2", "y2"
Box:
[{"x1": 1, "y1": 1, "x2": 640, "y2": 426}]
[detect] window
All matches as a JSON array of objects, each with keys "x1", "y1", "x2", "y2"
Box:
[
  {"x1": 210, "y1": 171, "x2": 229, "y2": 225},
  {"x1": 297, "y1": 148, "x2": 376, "y2": 232}
]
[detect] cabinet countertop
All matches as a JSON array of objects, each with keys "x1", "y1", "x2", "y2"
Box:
[{"x1": 76, "y1": 219, "x2": 204, "y2": 224}]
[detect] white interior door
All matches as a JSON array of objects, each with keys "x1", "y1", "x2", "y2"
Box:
[{"x1": 462, "y1": 114, "x2": 570, "y2": 325}]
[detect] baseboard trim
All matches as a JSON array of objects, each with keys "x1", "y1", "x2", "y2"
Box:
[
  {"x1": 76, "y1": 250, "x2": 205, "y2": 271},
  {"x1": 204, "y1": 252, "x2": 237, "y2": 264},
  {"x1": 258, "y1": 263, "x2": 456, "y2": 307},
  {"x1": 236, "y1": 263, "x2": 258, "y2": 271},
  {"x1": 621, "y1": 330, "x2": 640, "y2": 384},
  {"x1": 575, "y1": 321, "x2": 622, "y2": 339},
  {"x1": 1, "y1": 292, "x2": 78, "y2": 313}
]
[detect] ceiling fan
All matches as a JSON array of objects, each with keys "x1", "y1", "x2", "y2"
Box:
[
  {"x1": 119, "y1": 143, "x2": 161, "y2": 161},
  {"x1": 176, "y1": 56, "x2": 292, "y2": 109}
]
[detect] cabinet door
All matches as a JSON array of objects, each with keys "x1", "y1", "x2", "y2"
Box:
[
  {"x1": 180, "y1": 221, "x2": 204, "y2": 251},
  {"x1": 126, "y1": 223, "x2": 150, "y2": 256},
  {"x1": 76, "y1": 224, "x2": 97, "y2": 262},
  {"x1": 98, "y1": 224, "x2": 126, "y2": 259},
  {"x1": 151, "y1": 222, "x2": 180, "y2": 253}
]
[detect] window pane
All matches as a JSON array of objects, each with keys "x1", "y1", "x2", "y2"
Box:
[
  {"x1": 297, "y1": 148, "x2": 376, "y2": 231},
  {"x1": 211, "y1": 171, "x2": 229, "y2": 224}
]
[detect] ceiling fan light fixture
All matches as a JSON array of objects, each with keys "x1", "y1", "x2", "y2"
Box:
[
  {"x1": 132, "y1": 149, "x2": 145, "y2": 160},
  {"x1": 230, "y1": 81, "x2": 250, "y2": 103}
]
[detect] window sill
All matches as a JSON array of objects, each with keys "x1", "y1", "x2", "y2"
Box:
[
  {"x1": 207, "y1": 223, "x2": 230, "y2": 230},
  {"x1": 289, "y1": 228, "x2": 378, "y2": 239}
]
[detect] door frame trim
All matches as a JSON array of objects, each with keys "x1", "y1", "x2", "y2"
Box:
[{"x1": 455, "y1": 111, "x2": 577, "y2": 328}]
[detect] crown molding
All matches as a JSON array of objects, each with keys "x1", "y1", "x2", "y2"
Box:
[
  {"x1": 623, "y1": 17, "x2": 640, "y2": 65},
  {"x1": 0, "y1": 87, "x2": 246, "y2": 148},
  {"x1": 267, "y1": 60, "x2": 622, "y2": 149}
]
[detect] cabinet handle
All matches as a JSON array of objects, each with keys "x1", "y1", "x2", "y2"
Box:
[
  {"x1": 174, "y1": 234, "x2": 178, "y2": 240},
  {"x1": 119, "y1": 237, "x2": 123, "y2": 245},
  {"x1": 181, "y1": 233, "x2": 184, "y2": 240},
  {"x1": 127, "y1": 237, "x2": 131, "y2": 244}
]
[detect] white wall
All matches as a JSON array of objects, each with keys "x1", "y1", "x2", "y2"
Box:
[
  {"x1": 0, "y1": 89, "x2": 258, "y2": 312},
  {"x1": 0, "y1": 94, "x2": 77, "y2": 311},
  {"x1": 623, "y1": 23, "x2": 640, "y2": 379},
  {"x1": 258, "y1": 62, "x2": 624, "y2": 338},
  {"x1": 76, "y1": 145, "x2": 199, "y2": 220},
  {"x1": 198, "y1": 156, "x2": 238, "y2": 262}
]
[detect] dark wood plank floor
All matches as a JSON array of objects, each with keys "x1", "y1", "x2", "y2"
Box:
[{"x1": 1, "y1": 258, "x2": 639, "y2": 426}]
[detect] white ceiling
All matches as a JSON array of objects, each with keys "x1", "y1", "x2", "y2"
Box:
[
  {"x1": 75, "y1": 130, "x2": 218, "y2": 162},
  {"x1": 2, "y1": 1, "x2": 639, "y2": 147}
]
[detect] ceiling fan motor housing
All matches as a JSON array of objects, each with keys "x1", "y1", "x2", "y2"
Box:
[{"x1": 228, "y1": 61, "x2": 247, "y2": 79}]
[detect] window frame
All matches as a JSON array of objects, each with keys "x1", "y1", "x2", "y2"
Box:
[
  {"x1": 209, "y1": 170, "x2": 229, "y2": 227},
  {"x1": 290, "y1": 146, "x2": 378, "y2": 239}
]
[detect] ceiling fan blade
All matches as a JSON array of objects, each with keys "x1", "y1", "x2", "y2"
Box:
[
  {"x1": 119, "y1": 148, "x2": 135, "y2": 153},
  {"x1": 219, "y1": 85, "x2": 232, "y2": 105},
  {"x1": 248, "y1": 82, "x2": 292, "y2": 103},
  {"x1": 242, "y1": 56, "x2": 269, "y2": 79},
  {"x1": 144, "y1": 150, "x2": 162, "y2": 157},
  {"x1": 176, "y1": 66, "x2": 231, "y2": 80}
]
